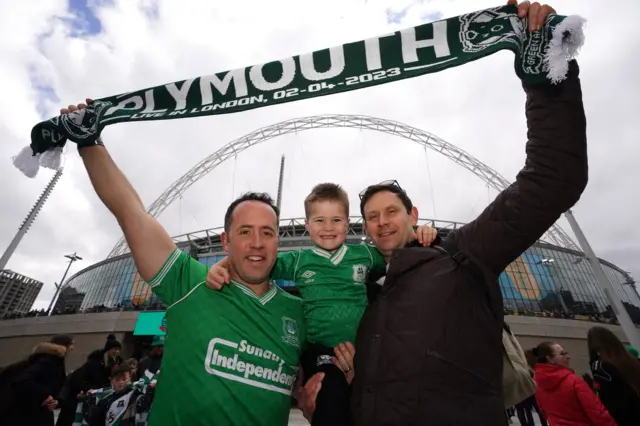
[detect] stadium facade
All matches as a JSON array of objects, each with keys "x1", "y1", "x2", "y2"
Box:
[{"x1": 54, "y1": 217, "x2": 640, "y2": 323}]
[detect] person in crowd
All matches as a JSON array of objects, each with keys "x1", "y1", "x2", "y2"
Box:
[
  {"x1": 56, "y1": 349, "x2": 107, "y2": 426},
  {"x1": 298, "y1": 1, "x2": 589, "y2": 422},
  {"x1": 517, "y1": 349, "x2": 547, "y2": 426},
  {"x1": 588, "y1": 326, "x2": 640, "y2": 426},
  {"x1": 582, "y1": 373, "x2": 596, "y2": 391},
  {"x1": 0, "y1": 350, "x2": 35, "y2": 414},
  {"x1": 139, "y1": 335, "x2": 164, "y2": 376},
  {"x1": 86, "y1": 364, "x2": 134, "y2": 426},
  {"x1": 206, "y1": 183, "x2": 437, "y2": 426},
  {"x1": 103, "y1": 334, "x2": 123, "y2": 379},
  {"x1": 533, "y1": 341, "x2": 615, "y2": 426},
  {"x1": 514, "y1": 399, "x2": 535, "y2": 426},
  {"x1": 5, "y1": 334, "x2": 74, "y2": 426},
  {"x1": 125, "y1": 358, "x2": 139, "y2": 381}
]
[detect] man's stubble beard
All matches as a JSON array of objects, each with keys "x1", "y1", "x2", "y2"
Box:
[{"x1": 229, "y1": 257, "x2": 272, "y2": 286}]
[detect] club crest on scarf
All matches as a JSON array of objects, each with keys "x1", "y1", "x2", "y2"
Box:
[
  {"x1": 459, "y1": 7, "x2": 525, "y2": 53},
  {"x1": 59, "y1": 100, "x2": 110, "y2": 142}
]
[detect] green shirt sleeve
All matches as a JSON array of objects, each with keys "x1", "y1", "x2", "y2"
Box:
[
  {"x1": 364, "y1": 244, "x2": 387, "y2": 269},
  {"x1": 147, "y1": 248, "x2": 208, "y2": 307},
  {"x1": 270, "y1": 250, "x2": 300, "y2": 281}
]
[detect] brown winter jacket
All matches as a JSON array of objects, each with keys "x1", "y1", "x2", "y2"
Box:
[{"x1": 351, "y1": 60, "x2": 588, "y2": 426}]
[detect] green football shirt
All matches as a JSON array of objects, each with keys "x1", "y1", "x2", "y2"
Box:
[
  {"x1": 147, "y1": 248, "x2": 306, "y2": 426},
  {"x1": 271, "y1": 243, "x2": 386, "y2": 348}
]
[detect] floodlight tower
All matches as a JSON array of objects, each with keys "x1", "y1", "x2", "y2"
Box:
[
  {"x1": 565, "y1": 210, "x2": 640, "y2": 350},
  {"x1": 0, "y1": 169, "x2": 64, "y2": 272},
  {"x1": 276, "y1": 155, "x2": 285, "y2": 233},
  {"x1": 276, "y1": 155, "x2": 285, "y2": 212}
]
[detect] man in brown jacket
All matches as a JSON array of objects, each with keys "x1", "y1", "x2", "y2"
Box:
[{"x1": 299, "y1": 2, "x2": 587, "y2": 425}]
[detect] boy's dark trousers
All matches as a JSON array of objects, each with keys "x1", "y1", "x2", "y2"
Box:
[{"x1": 301, "y1": 343, "x2": 352, "y2": 426}]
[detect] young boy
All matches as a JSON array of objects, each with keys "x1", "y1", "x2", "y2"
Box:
[
  {"x1": 207, "y1": 183, "x2": 436, "y2": 426},
  {"x1": 86, "y1": 365, "x2": 134, "y2": 426}
]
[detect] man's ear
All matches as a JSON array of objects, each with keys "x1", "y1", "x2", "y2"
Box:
[
  {"x1": 221, "y1": 232, "x2": 230, "y2": 253},
  {"x1": 304, "y1": 219, "x2": 310, "y2": 234},
  {"x1": 410, "y1": 206, "x2": 419, "y2": 227}
]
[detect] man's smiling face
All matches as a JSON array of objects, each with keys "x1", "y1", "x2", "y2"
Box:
[
  {"x1": 363, "y1": 190, "x2": 418, "y2": 260},
  {"x1": 222, "y1": 200, "x2": 279, "y2": 286}
]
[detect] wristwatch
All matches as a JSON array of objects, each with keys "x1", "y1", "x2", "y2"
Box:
[{"x1": 77, "y1": 137, "x2": 105, "y2": 152}]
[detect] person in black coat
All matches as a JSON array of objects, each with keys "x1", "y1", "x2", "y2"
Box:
[
  {"x1": 138, "y1": 335, "x2": 164, "y2": 377},
  {"x1": 56, "y1": 349, "x2": 106, "y2": 426},
  {"x1": 0, "y1": 358, "x2": 31, "y2": 416},
  {"x1": 6, "y1": 335, "x2": 73, "y2": 426},
  {"x1": 103, "y1": 334, "x2": 123, "y2": 383},
  {"x1": 588, "y1": 326, "x2": 640, "y2": 426}
]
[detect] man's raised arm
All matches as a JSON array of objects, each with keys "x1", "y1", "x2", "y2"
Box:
[
  {"x1": 69, "y1": 104, "x2": 175, "y2": 282},
  {"x1": 449, "y1": 60, "x2": 588, "y2": 276}
]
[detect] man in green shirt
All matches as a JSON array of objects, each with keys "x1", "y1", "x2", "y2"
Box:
[{"x1": 64, "y1": 100, "x2": 305, "y2": 426}]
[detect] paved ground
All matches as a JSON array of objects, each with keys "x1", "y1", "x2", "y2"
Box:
[
  {"x1": 288, "y1": 409, "x2": 308, "y2": 425},
  {"x1": 58, "y1": 407, "x2": 544, "y2": 425},
  {"x1": 288, "y1": 409, "x2": 546, "y2": 425}
]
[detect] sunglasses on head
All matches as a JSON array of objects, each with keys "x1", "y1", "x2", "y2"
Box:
[{"x1": 359, "y1": 179, "x2": 403, "y2": 199}]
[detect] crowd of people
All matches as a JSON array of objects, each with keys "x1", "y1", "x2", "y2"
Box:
[
  {"x1": 1, "y1": 327, "x2": 638, "y2": 426},
  {"x1": 504, "y1": 326, "x2": 640, "y2": 426},
  {"x1": 0, "y1": 334, "x2": 164, "y2": 426}
]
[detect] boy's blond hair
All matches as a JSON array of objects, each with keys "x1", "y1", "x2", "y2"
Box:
[{"x1": 304, "y1": 183, "x2": 349, "y2": 218}]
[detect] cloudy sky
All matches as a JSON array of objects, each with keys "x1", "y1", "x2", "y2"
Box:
[{"x1": 0, "y1": 0, "x2": 638, "y2": 310}]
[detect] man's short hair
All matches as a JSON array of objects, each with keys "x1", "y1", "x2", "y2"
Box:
[
  {"x1": 50, "y1": 334, "x2": 73, "y2": 347},
  {"x1": 111, "y1": 364, "x2": 131, "y2": 379},
  {"x1": 359, "y1": 182, "x2": 413, "y2": 219},
  {"x1": 224, "y1": 192, "x2": 280, "y2": 233},
  {"x1": 304, "y1": 183, "x2": 349, "y2": 218}
]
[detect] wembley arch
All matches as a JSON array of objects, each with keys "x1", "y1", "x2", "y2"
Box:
[{"x1": 107, "y1": 114, "x2": 579, "y2": 257}]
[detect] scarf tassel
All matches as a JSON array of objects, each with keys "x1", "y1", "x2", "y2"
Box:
[
  {"x1": 544, "y1": 15, "x2": 587, "y2": 84},
  {"x1": 12, "y1": 145, "x2": 63, "y2": 178},
  {"x1": 40, "y1": 146, "x2": 64, "y2": 171},
  {"x1": 12, "y1": 146, "x2": 42, "y2": 178}
]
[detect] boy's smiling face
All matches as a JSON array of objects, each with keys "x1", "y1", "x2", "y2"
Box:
[
  {"x1": 306, "y1": 200, "x2": 349, "y2": 252},
  {"x1": 111, "y1": 371, "x2": 131, "y2": 393}
]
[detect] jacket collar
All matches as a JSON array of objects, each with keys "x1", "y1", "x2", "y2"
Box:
[
  {"x1": 366, "y1": 235, "x2": 445, "y2": 295},
  {"x1": 31, "y1": 342, "x2": 67, "y2": 358}
]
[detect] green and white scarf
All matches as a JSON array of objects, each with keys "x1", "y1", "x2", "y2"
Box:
[
  {"x1": 72, "y1": 371, "x2": 159, "y2": 426},
  {"x1": 14, "y1": 4, "x2": 585, "y2": 177}
]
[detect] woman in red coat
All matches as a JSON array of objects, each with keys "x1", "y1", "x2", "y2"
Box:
[{"x1": 533, "y1": 341, "x2": 616, "y2": 426}]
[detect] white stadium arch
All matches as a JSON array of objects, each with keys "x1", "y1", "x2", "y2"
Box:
[{"x1": 107, "y1": 114, "x2": 579, "y2": 257}]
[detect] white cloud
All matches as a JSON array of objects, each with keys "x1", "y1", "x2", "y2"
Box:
[{"x1": 0, "y1": 0, "x2": 638, "y2": 310}]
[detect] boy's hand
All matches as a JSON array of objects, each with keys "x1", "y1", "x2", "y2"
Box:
[
  {"x1": 416, "y1": 225, "x2": 438, "y2": 247},
  {"x1": 206, "y1": 258, "x2": 231, "y2": 290}
]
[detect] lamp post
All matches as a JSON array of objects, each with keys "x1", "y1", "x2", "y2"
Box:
[
  {"x1": 565, "y1": 209, "x2": 640, "y2": 350},
  {"x1": 46, "y1": 252, "x2": 82, "y2": 315}
]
